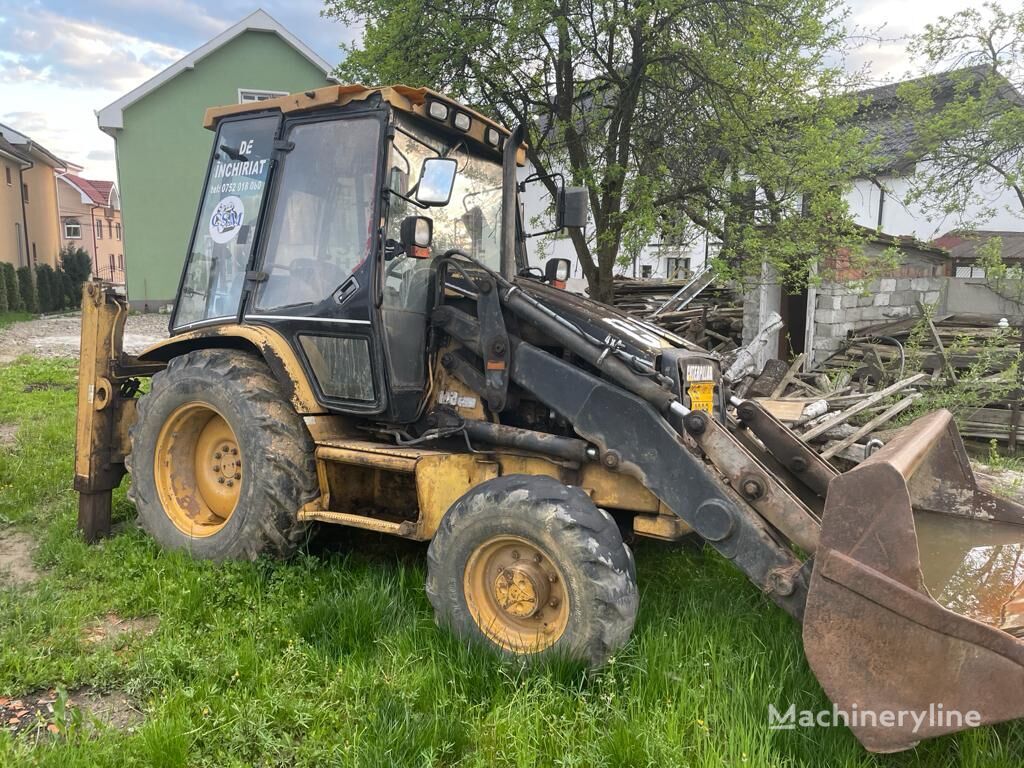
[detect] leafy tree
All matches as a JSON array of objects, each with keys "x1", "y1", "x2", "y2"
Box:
[
  {"x1": 901, "y1": 2, "x2": 1024, "y2": 227},
  {"x1": 325, "y1": 0, "x2": 870, "y2": 300},
  {"x1": 16, "y1": 266, "x2": 37, "y2": 314},
  {"x1": 0, "y1": 263, "x2": 20, "y2": 312}
]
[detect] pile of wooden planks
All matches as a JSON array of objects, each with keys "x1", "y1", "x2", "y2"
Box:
[
  {"x1": 611, "y1": 278, "x2": 743, "y2": 352},
  {"x1": 747, "y1": 312, "x2": 1024, "y2": 458}
]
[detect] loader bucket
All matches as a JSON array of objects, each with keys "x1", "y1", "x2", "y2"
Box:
[{"x1": 803, "y1": 409, "x2": 1024, "y2": 752}]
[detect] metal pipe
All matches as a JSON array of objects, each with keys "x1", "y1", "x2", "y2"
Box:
[
  {"x1": 461, "y1": 419, "x2": 590, "y2": 463},
  {"x1": 500, "y1": 125, "x2": 524, "y2": 280}
]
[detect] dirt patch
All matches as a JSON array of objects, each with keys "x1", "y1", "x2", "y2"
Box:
[
  {"x1": 82, "y1": 613, "x2": 159, "y2": 645},
  {"x1": 0, "y1": 312, "x2": 168, "y2": 364},
  {"x1": 0, "y1": 424, "x2": 16, "y2": 449},
  {"x1": 1, "y1": 687, "x2": 143, "y2": 737},
  {"x1": 0, "y1": 531, "x2": 38, "y2": 587}
]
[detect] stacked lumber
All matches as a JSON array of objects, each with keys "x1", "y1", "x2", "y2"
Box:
[
  {"x1": 611, "y1": 278, "x2": 743, "y2": 352},
  {"x1": 747, "y1": 312, "x2": 1024, "y2": 458}
]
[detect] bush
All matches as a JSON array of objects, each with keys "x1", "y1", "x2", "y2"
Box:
[
  {"x1": 16, "y1": 266, "x2": 37, "y2": 313},
  {"x1": 0, "y1": 262, "x2": 20, "y2": 311},
  {"x1": 0, "y1": 266, "x2": 8, "y2": 314},
  {"x1": 36, "y1": 264, "x2": 55, "y2": 313},
  {"x1": 60, "y1": 245, "x2": 91, "y2": 307}
]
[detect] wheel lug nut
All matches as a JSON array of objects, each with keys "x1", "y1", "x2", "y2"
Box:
[
  {"x1": 217, "y1": 477, "x2": 225, "y2": 484},
  {"x1": 512, "y1": 550, "x2": 519, "y2": 560},
  {"x1": 534, "y1": 553, "x2": 542, "y2": 563},
  {"x1": 214, "y1": 452, "x2": 222, "y2": 459},
  {"x1": 226, "y1": 480, "x2": 234, "y2": 487},
  {"x1": 213, "y1": 464, "x2": 220, "y2": 472},
  {"x1": 231, "y1": 448, "x2": 238, "y2": 455},
  {"x1": 234, "y1": 473, "x2": 241, "y2": 480},
  {"x1": 549, "y1": 598, "x2": 559, "y2": 607},
  {"x1": 548, "y1": 574, "x2": 557, "y2": 583},
  {"x1": 222, "y1": 445, "x2": 229, "y2": 452}
]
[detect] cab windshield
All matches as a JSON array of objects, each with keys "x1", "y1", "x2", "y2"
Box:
[{"x1": 382, "y1": 115, "x2": 503, "y2": 312}]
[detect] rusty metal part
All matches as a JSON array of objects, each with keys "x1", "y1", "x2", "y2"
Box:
[
  {"x1": 74, "y1": 283, "x2": 146, "y2": 542},
  {"x1": 804, "y1": 408, "x2": 1024, "y2": 752},
  {"x1": 734, "y1": 399, "x2": 838, "y2": 498},
  {"x1": 463, "y1": 535, "x2": 569, "y2": 652},
  {"x1": 155, "y1": 402, "x2": 241, "y2": 536},
  {"x1": 684, "y1": 410, "x2": 821, "y2": 554}
]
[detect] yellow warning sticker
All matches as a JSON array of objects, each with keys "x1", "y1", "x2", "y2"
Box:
[{"x1": 688, "y1": 381, "x2": 715, "y2": 413}]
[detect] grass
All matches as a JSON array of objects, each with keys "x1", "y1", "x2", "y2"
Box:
[
  {"x1": 0, "y1": 311, "x2": 32, "y2": 330},
  {"x1": 1, "y1": 356, "x2": 1023, "y2": 766}
]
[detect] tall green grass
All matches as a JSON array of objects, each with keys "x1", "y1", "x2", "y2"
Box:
[{"x1": 0, "y1": 358, "x2": 1022, "y2": 766}]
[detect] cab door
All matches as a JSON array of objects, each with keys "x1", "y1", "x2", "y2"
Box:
[
  {"x1": 243, "y1": 111, "x2": 387, "y2": 414},
  {"x1": 172, "y1": 114, "x2": 280, "y2": 331}
]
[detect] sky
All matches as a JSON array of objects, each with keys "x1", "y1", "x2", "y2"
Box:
[{"x1": 0, "y1": 0, "x2": 988, "y2": 183}]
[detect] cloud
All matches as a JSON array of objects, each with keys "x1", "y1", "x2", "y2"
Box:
[
  {"x1": 0, "y1": 6, "x2": 185, "y2": 91},
  {"x1": 87, "y1": 149, "x2": 114, "y2": 162}
]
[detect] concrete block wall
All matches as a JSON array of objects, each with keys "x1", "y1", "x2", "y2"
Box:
[{"x1": 809, "y1": 276, "x2": 946, "y2": 365}]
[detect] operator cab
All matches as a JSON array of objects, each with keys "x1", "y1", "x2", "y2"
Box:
[{"x1": 170, "y1": 86, "x2": 536, "y2": 422}]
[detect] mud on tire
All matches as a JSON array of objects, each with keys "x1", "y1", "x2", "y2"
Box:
[
  {"x1": 127, "y1": 349, "x2": 317, "y2": 561},
  {"x1": 426, "y1": 474, "x2": 639, "y2": 666}
]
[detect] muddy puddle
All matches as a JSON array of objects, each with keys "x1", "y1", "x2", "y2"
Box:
[{"x1": 914, "y1": 511, "x2": 1024, "y2": 626}]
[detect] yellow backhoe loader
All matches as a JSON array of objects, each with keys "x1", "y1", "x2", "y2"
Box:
[{"x1": 74, "y1": 84, "x2": 1024, "y2": 752}]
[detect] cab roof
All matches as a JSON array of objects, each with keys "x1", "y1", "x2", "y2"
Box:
[{"x1": 203, "y1": 84, "x2": 524, "y2": 161}]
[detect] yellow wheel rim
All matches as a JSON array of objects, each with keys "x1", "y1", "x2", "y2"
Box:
[
  {"x1": 463, "y1": 535, "x2": 570, "y2": 653},
  {"x1": 154, "y1": 402, "x2": 242, "y2": 537}
]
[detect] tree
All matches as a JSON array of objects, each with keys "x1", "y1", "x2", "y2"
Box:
[
  {"x1": 901, "y1": 2, "x2": 1024, "y2": 227},
  {"x1": 0, "y1": 263, "x2": 20, "y2": 312},
  {"x1": 16, "y1": 266, "x2": 37, "y2": 314},
  {"x1": 60, "y1": 244, "x2": 91, "y2": 307},
  {"x1": 325, "y1": 0, "x2": 869, "y2": 301}
]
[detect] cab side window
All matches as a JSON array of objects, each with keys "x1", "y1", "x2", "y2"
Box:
[{"x1": 256, "y1": 117, "x2": 380, "y2": 311}]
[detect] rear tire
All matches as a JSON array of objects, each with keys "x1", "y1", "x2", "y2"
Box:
[
  {"x1": 127, "y1": 349, "x2": 316, "y2": 561},
  {"x1": 426, "y1": 475, "x2": 639, "y2": 665}
]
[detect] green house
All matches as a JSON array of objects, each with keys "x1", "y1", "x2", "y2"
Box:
[{"x1": 98, "y1": 9, "x2": 336, "y2": 309}]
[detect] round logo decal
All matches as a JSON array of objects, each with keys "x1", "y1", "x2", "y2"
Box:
[{"x1": 209, "y1": 195, "x2": 244, "y2": 244}]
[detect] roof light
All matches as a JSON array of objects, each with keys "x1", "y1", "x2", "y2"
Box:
[
  {"x1": 485, "y1": 127, "x2": 500, "y2": 147},
  {"x1": 428, "y1": 101, "x2": 449, "y2": 121},
  {"x1": 453, "y1": 112, "x2": 471, "y2": 131}
]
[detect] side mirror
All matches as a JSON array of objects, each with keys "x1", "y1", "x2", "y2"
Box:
[
  {"x1": 544, "y1": 258, "x2": 570, "y2": 289},
  {"x1": 415, "y1": 157, "x2": 457, "y2": 206},
  {"x1": 558, "y1": 186, "x2": 588, "y2": 229},
  {"x1": 400, "y1": 215, "x2": 433, "y2": 259}
]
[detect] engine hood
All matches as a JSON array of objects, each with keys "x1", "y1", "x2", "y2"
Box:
[{"x1": 512, "y1": 278, "x2": 699, "y2": 361}]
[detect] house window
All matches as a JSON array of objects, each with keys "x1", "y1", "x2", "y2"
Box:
[
  {"x1": 109, "y1": 254, "x2": 115, "y2": 276},
  {"x1": 22, "y1": 183, "x2": 28, "y2": 202},
  {"x1": 115, "y1": 222, "x2": 122, "y2": 241},
  {"x1": 95, "y1": 219, "x2": 103, "y2": 240},
  {"x1": 118, "y1": 254, "x2": 124, "y2": 270},
  {"x1": 641, "y1": 265, "x2": 653, "y2": 279},
  {"x1": 664, "y1": 256, "x2": 690, "y2": 280},
  {"x1": 107, "y1": 220, "x2": 113, "y2": 238},
  {"x1": 238, "y1": 89, "x2": 288, "y2": 103},
  {"x1": 4, "y1": 166, "x2": 10, "y2": 185},
  {"x1": 64, "y1": 218, "x2": 82, "y2": 239}
]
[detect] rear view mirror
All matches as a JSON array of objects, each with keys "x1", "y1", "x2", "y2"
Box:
[
  {"x1": 400, "y1": 215, "x2": 433, "y2": 258},
  {"x1": 416, "y1": 158, "x2": 457, "y2": 206},
  {"x1": 558, "y1": 187, "x2": 588, "y2": 229}
]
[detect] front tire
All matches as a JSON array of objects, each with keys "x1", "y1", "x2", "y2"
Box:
[
  {"x1": 426, "y1": 475, "x2": 639, "y2": 665},
  {"x1": 127, "y1": 349, "x2": 317, "y2": 561}
]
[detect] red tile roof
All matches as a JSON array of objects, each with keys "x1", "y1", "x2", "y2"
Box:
[{"x1": 66, "y1": 174, "x2": 115, "y2": 206}]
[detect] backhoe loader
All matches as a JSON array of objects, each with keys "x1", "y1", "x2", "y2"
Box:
[{"x1": 74, "y1": 84, "x2": 1024, "y2": 752}]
